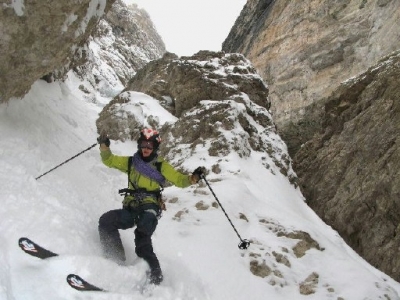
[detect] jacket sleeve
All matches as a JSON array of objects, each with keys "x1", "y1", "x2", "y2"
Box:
[
  {"x1": 100, "y1": 149, "x2": 130, "y2": 173},
  {"x1": 160, "y1": 160, "x2": 192, "y2": 188}
]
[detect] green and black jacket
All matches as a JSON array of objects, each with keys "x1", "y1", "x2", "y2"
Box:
[{"x1": 100, "y1": 149, "x2": 191, "y2": 208}]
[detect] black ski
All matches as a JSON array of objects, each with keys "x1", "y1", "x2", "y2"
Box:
[
  {"x1": 19, "y1": 237, "x2": 107, "y2": 292},
  {"x1": 18, "y1": 237, "x2": 58, "y2": 259},
  {"x1": 67, "y1": 274, "x2": 105, "y2": 292}
]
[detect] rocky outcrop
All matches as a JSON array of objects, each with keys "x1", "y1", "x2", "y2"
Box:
[
  {"x1": 159, "y1": 97, "x2": 294, "y2": 184},
  {"x1": 100, "y1": 1, "x2": 165, "y2": 73},
  {"x1": 294, "y1": 51, "x2": 400, "y2": 281},
  {"x1": 222, "y1": 0, "x2": 400, "y2": 156},
  {"x1": 0, "y1": 0, "x2": 116, "y2": 103},
  {"x1": 96, "y1": 50, "x2": 271, "y2": 124},
  {"x1": 97, "y1": 51, "x2": 271, "y2": 135},
  {"x1": 123, "y1": 50, "x2": 271, "y2": 116},
  {"x1": 96, "y1": 51, "x2": 296, "y2": 182},
  {"x1": 74, "y1": 0, "x2": 165, "y2": 99}
]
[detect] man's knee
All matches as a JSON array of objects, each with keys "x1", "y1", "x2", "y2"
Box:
[
  {"x1": 99, "y1": 210, "x2": 116, "y2": 230},
  {"x1": 99, "y1": 209, "x2": 134, "y2": 231}
]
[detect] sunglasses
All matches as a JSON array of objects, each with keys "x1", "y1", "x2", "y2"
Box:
[{"x1": 140, "y1": 141, "x2": 154, "y2": 150}]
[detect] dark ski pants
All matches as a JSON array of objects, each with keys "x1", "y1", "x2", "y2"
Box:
[{"x1": 98, "y1": 207, "x2": 160, "y2": 271}]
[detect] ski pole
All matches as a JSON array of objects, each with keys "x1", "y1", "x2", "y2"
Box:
[
  {"x1": 200, "y1": 174, "x2": 250, "y2": 250},
  {"x1": 35, "y1": 143, "x2": 97, "y2": 180}
]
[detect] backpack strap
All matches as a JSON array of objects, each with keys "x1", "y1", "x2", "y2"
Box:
[
  {"x1": 127, "y1": 156, "x2": 133, "y2": 188},
  {"x1": 154, "y1": 161, "x2": 163, "y2": 181},
  {"x1": 154, "y1": 161, "x2": 161, "y2": 172},
  {"x1": 153, "y1": 159, "x2": 166, "y2": 212},
  {"x1": 119, "y1": 156, "x2": 137, "y2": 196}
]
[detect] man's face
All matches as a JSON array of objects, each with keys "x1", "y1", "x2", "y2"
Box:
[{"x1": 140, "y1": 140, "x2": 154, "y2": 157}]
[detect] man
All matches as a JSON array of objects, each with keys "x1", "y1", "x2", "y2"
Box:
[{"x1": 97, "y1": 128, "x2": 205, "y2": 285}]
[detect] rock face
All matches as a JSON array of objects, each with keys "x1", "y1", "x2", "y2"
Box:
[
  {"x1": 294, "y1": 51, "x2": 400, "y2": 281},
  {"x1": 96, "y1": 51, "x2": 296, "y2": 183},
  {"x1": 99, "y1": 1, "x2": 165, "y2": 75},
  {"x1": 0, "y1": 0, "x2": 116, "y2": 103},
  {"x1": 96, "y1": 50, "x2": 271, "y2": 130},
  {"x1": 74, "y1": 1, "x2": 165, "y2": 100},
  {"x1": 222, "y1": 0, "x2": 400, "y2": 156},
  {"x1": 223, "y1": 0, "x2": 400, "y2": 281},
  {"x1": 160, "y1": 97, "x2": 292, "y2": 182},
  {"x1": 97, "y1": 51, "x2": 270, "y2": 132},
  {"x1": 123, "y1": 50, "x2": 271, "y2": 116}
]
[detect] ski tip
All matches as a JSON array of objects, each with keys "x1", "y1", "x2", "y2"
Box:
[
  {"x1": 18, "y1": 237, "x2": 58, "y2": 259},
  {"x1": 18, "y1": 237, "x2": 31, "y2": 244},
  {"x1": 67, "y1": 274, "x2": 105, "y2": 292},
  {"x1": 18, "y1": 237, "x2": 37, "y2": 253}
]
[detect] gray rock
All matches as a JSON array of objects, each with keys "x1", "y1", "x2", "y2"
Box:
[
  {"x1": 0, "y1": 0, "x2": 116, "y2": 103},
  {"x1": 222, "y1": 0, "x2": 400, "y2": 156},
  {"x1": 124, "y1": 50, "x2": 271, "y2": 116},
  {"x1": 74, "y1": 0, "x2": 165, "y2": 99},
  {"x1": 294, "y1": 51, "x2": 400, "y2": 281},
  {"x1": 96, "y1": 51, "x2": 297, "y2": 184}
]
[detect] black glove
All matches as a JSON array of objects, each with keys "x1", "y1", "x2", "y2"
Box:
[
  {"x1": 192, "y1": 166, "x2": 206, "y2": 180},
  {"x1": 97, "y1": 134, "x2": 110, "y2": 147}
]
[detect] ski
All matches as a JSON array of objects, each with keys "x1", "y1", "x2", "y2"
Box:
[
  {"x1": 19, "y1": 237, "x2": 150, "y2": 293},
  {"x1": 67, "y1": 274, "x2": 105, "y2": 292},
  {"x1": 19, "y1": 238, "x2": 106, "y2": 292},
  {"x1": 18, "y1": 237, "x2": 58, "y2": 259}
]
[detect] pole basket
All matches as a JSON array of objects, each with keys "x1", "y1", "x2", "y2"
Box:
[{"x1": 238, "y1": 239, "x2": 250, "y2": 250}]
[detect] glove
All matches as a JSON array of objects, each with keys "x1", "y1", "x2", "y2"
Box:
[
  {"x1": 191, "y1": 166, "x2": 206, "y2": 183},
  {"x1": 97, "y1": 134, "x2": 110, "y2": 147}
]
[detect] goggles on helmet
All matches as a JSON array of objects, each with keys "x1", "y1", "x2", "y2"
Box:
[{"x1": 140, "y1": 140, "x2": 154, "y2": 150}]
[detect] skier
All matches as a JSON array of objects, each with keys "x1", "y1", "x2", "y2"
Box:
[{"x1": 97, "y1": 128, "x2": 205, "y2": 285}]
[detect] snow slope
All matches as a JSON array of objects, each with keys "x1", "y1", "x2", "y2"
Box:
[{"x1": 1, "y1": 73, "x2": 400, "y2": 299}]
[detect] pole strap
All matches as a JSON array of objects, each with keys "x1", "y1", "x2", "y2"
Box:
[{"x1": 35, "y1": 143, "x2": 97, "y2": 180}]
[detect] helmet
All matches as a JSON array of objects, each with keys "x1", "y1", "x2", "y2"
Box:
[{"x1": 137, "y1": 128, "x2": 161, "y2": 151}]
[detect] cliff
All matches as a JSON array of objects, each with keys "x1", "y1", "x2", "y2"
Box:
[
  {"x1": 0, "y1": 0, "x2": 116, "y2": 103},
  {"x1": 294, "y1": 51, "x2": 400, "y2": 281},
  {"x1": 223, "y1": 0, "x2": 400, "y2": 281},
  {"x1": 0, "y1": 0, "x2": 165, "y2": 104},
  {"x1": 223, "y1": 0, "x2": 400, "y2": 156}
]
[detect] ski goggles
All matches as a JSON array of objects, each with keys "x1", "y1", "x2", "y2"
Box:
[{"x1": 140, "y1": 140, "x2": 154, "y2": 150}]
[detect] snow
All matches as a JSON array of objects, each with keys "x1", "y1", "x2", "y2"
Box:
[
  {"x1": 75, "y1": 0, "x2": 107, "y2": 37},
  {"x1": 61, "y1": 14, "x2": 78, "y2": 33},
  {"x1": 117, "y1": 91, "x2": 178, "y2": 127},
  {"x1": 1, "y1": 72, "x2": 400, "y2": 300},
  {"x1": 10, "y1": 0, "x2": 25, "y2": 16}
]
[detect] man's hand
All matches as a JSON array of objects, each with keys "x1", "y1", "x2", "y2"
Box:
[
  {"x1": 97, "y1": 134, "x2": 110, "y2": 147},
  {"x1": 191, "y1": 166, "x2": 206, "y2": 184}
]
